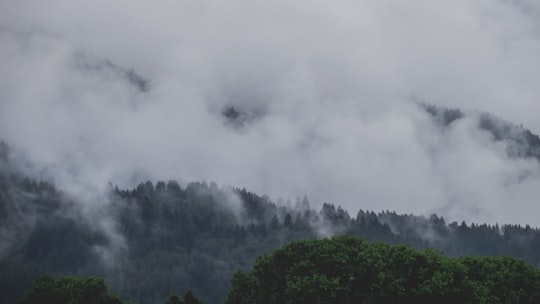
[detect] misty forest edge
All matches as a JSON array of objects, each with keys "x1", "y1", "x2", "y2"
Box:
[{"x1": 3, "y1": 105, "x2": 540, "y2": 303}]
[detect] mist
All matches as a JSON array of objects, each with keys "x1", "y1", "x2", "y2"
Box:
[{"x1": 1, "y1": 0, "x2": 540, "y2": 226}]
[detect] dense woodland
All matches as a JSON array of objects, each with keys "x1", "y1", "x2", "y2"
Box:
[
  {"x1": 2, "y1": 142, "x2": 540, "y2": 303},
  {"x1": 2, "y1": 106, "x2": 540, "y2": 303},
  {"x1": 18, "y1": 236, "x2": 540, "y2": 304}
]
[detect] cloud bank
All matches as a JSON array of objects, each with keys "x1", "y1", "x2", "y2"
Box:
[{"x1": 1, "y1": 0, "x2": 540, "y2": 225}]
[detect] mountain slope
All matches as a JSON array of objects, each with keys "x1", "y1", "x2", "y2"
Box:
[{"x1": 2, "y1": 143, "x2": 540, "y2": 302}]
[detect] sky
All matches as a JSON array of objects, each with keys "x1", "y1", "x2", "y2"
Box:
[{"x1": 1, "y1": 0, "x2": 540, "y2": 226}]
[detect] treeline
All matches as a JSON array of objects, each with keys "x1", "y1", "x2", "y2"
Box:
[
  {"x1": 2, "y1": 141, "x2": 540, "y2": 303},
  {"x1": 19, "y1": 275, "x2": 203, "y2": 304}
]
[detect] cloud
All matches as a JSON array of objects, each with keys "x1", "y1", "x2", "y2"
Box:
[{"x1": 0, "y1": 0, "x2": 540, "y2": 225}]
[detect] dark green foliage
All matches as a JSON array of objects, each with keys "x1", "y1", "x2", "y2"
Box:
[
  {"x1": 183, "y1": 291, "x2": 203, "y2": 304},
  {"x1": 19, "y1": 276, "x2": 206, "y2": 304},
  {"x1": 165, "y1": 293, "x2": 184, "y2": 304},
  {"x1": 19, "y1": 275, "x2": 125, "y2": 304},
  {"x1": 164, "y1": 291, "x2": 203, "y2": 304},
  {"x1": 225, "y1": 236, "x2": 540, "y2": 304}
]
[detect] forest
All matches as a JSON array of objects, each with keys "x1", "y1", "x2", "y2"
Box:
[
  {"x1": 2, "y1": 136, "x2": 540, "y2": 303},
  {"x1": 18, "y1": 236, "x2": 540, "y2": 304}
]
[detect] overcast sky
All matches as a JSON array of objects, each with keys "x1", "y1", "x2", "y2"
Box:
[{"x1": 1, "y1": 0, "x2": 540, "y2": 225}]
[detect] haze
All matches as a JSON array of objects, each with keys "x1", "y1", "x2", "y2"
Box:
[{"x1": 1, "y1": 0, "x2": 540, "y2": 225}]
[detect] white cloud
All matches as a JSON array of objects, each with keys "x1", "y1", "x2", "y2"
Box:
[{"x1": 1, "y1": 0, "x2": 539, "y2": 225}]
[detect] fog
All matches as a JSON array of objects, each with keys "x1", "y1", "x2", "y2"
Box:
[{"x1": 1, "y1": 0, "x2": 540, "y2": 225}]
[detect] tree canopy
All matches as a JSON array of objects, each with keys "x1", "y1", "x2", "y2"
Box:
[
  {"x1": 18, "y1": 275, "x2": 125, "y2": 304},
  {"x1": 225, "y1": 236, "x2": 540, "y2": 304},
  {"x1": 19, "y1": 275, "x2": 204, "y2": 304}
]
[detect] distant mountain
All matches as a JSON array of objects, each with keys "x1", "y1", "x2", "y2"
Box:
[
  {"x1": 2, "y1": 139, "x2": 540, "y2": 303},
  {"x1": 421, "y1": 103, "x2": 540, "y2": 161}
]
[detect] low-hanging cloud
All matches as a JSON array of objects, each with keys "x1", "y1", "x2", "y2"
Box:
[{"x1": 1, "y1": 0, "x2": 540, "y2": 226}]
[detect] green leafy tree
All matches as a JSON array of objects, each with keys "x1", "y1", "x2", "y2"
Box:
[
  {"x1": 183, "y1": 290, "x2": 203, "y2": 304},
  {"x1": 164, "y1": 293, "x2": 183, "y2": 304},
  {"x1": 164, "y1": 291, "x2": 203, "y2": 304},
  {"x1": 19, "y1": 275, "x2": 125, "y2": 304},
  {"x1": 225, "y1": 236, "x2": 540, "y2": 304}
]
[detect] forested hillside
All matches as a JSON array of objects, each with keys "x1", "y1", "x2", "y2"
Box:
[
  {"x1": 422, "y1": 104, "x2": 540, "y2": 161},
  {"x1": 2, "y1": 139, "x2": 540, "y2": 303}
]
